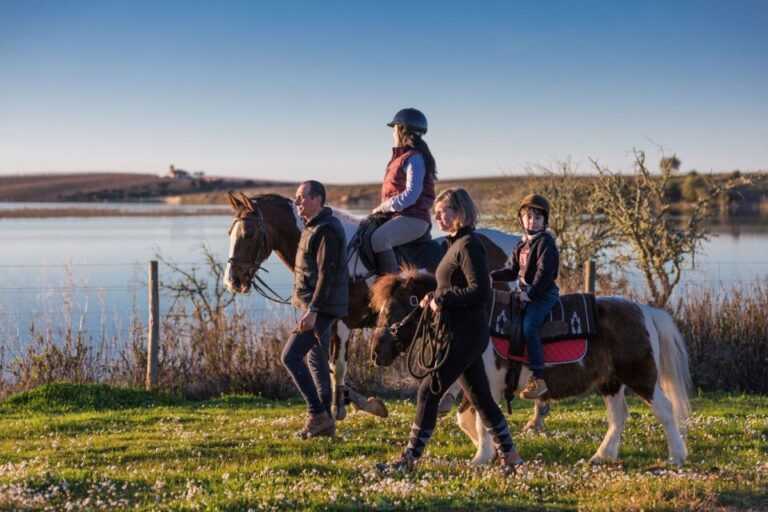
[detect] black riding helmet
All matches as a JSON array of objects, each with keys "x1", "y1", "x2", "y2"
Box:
[
  {"x1": 387, "y1": 108, "x2": 428, "y2": 135},
  {"x1": 517, "y1": 194, "x2": 551, "y2": 229}
]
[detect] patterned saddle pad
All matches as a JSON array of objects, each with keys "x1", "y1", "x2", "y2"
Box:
[{"x1": 488, "y1": 290, "x2": 598, "y2": 364}]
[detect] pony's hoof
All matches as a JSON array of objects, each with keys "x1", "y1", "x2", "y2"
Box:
[
  {"x1": 333, "y1": 402, "x2": 347, "y2": 421},
  {"x1": 437, "y1": 393, "x2": 455, "y2": 417},
  {"x1": 364, "y1": 397, "x2": 388, "y2": 418},
  {"x1": 523, "y1": 418, "x2": 544, "y2": 432},
  {"x1": 589, "y1": 454, "x2": 616, "y2": 465}
]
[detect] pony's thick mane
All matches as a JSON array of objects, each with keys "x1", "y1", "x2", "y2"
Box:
[{"x1": 369, "y1": 265, "x2": 435, "y2": 312}]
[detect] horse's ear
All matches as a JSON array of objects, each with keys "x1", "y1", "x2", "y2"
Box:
[
  {"x1": 240, "y1": 192, "x2": 255, "y2": 212},
  {"x1": 227, "y1": 191, "x2": 241, "y2": 210}
]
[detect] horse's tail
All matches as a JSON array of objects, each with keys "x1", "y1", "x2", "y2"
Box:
[{"x1": 646, "y1": 305, "x2": 692, "y2": 434}]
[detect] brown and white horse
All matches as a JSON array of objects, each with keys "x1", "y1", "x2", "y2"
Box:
[
  {"x1": 222, "y1": 192, "x2": 521, "y2": 420},
  {"x1": 369, "y1": 268, "x2": 691, "y2": 466}
]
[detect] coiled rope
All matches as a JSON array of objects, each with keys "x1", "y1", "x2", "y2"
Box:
[{"x1": 406, "y1": 304, "x2": 453, "y2": 395}]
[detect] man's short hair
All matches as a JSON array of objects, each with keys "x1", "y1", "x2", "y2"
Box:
[{"x1": 301, "y1": 180, "x2": 326, "y2": 205}]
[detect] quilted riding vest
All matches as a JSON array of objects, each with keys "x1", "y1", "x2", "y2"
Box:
[{"x1": 380, "y1": 147, "x2": 435, "y2": 224}]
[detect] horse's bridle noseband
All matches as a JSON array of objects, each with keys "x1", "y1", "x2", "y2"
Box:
[{"x1": 227, "y1": 203, "x2": 290, "y2": 304}]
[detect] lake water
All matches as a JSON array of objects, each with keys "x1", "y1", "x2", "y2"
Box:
[{"x1": 1, "y1": 202, "x2": 767, "y2": 359}]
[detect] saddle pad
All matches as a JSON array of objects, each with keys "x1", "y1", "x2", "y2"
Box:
[
  {"x1": 489, "y1": 290, "x2": 598, "y2": 343},
  {"x1": 492, "y1": 335, "x2": 587, "y2": 365}
]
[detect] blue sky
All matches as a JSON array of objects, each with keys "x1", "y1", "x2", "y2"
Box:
[{"x1": 1, "y1": 0, "x2": 766, "y2": 183}]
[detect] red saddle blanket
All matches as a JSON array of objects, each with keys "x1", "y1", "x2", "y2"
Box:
[{"x1": 491, "y1": 335, "x2": 588, "y2": 365}]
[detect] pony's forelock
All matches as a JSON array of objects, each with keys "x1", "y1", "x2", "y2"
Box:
[
  {"x1": 369, "y1": 265, "x2": 435, "y2": 312},
  {"x1": 369, "y1": 274, "x2": 402, "y2": 312}
]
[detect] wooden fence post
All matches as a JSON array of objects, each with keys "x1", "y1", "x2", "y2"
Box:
[
  {"x1": 584, "y1": 260, "x2": 596, "y2": 294},
  {"x1": 146, "y1": 260, "x2": 159, "y2": 390}
]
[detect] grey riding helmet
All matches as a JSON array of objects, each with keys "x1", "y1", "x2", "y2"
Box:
[{"x1": 387, "y1": 108, "x2": 428, "y2": 135}]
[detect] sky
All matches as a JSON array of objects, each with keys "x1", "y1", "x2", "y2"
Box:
[{"x1": 1, "y1": 0, "x2": 767, "y2": 183}]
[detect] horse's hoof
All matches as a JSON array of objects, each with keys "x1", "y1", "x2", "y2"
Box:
[
  {"x1": 333, "y1": 403, "x2": 347, "y2": 421},
  {"x1": 589, "y1": 454, "x2": 616, "y2": 465},
  {"x1": 364, "y1": 397, "x2": 388, "y2": 418},
  {"x1": 437, "y1": 393, "x2": 455, "y2": 417},
  {"x1": 522, "y1": 419, "x2": 544, "y2": 432}
]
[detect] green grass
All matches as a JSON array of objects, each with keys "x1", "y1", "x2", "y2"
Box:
[{"x1": 0, "y1": 384, "x2": 765, "y2": 511}]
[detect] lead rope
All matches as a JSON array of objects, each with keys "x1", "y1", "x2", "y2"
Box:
[{"x1": 406, "y1": 305, "x2": 453, "y2": 395}]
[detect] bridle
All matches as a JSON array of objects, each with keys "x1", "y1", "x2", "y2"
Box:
[
  {"x1": 383, "y1": 290, "x2": 453, "y2": 395},
  {"x1": 227, "y1": 204, "x2": 291, "y2": 305},
  {"x1": 386, "y1": 294, "x2": 421, "y2": 354}
]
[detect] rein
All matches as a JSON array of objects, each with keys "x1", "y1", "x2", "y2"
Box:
[{"x1": 405, "y1": 299, "x2": 453, "y2": 395}]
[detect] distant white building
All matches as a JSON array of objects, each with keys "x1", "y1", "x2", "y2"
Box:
[{"x1": 166, "y1": 164, "x2": 191, "y2": 180}]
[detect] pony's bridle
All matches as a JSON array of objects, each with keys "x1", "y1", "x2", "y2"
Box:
[
  {"x1": 227, "y1": 205, "x2": 290, "y2": 304},
  {"x1": 386, "y1": 295, "x2": 421, "y2": 354}
]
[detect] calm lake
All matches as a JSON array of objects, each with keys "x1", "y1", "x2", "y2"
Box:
[{"x1": 1, "y1": 202, "x2": 767, "y2": 358}]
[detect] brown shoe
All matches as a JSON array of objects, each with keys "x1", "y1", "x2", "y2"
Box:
[
  {"x1": 500, "y1": 450, "x2": 524, "y2": 474},
  {"x1": 520, "y1": 377, "x2": 548, "y2": 400},
  {"x1": 297, "y1": 412, "x2": 335, "y2": 439}
]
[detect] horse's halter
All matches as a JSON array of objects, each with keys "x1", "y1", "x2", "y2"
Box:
[
  {"x1": 386, "y1": 294, "x2": 421, "y2": 354},
  {"x1": 227, "y1": 204, "x2": 290, "y2": 304}
]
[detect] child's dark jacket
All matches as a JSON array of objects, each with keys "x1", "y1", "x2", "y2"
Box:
[{"x1": 490, "y1": 231, "x2": 559, "y2": 301}]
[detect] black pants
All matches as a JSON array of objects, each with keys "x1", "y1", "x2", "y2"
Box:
[{"x1": 406, "y1": 336, "x2": 515, "y2": 458}]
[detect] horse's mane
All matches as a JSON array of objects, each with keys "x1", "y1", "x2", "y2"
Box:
[
  {"x1": 369, "y1": 265, "x2": 436, "y2": 312},
  {"x1": 250, "y1": 193, "x2": 292, "y2": 205}
]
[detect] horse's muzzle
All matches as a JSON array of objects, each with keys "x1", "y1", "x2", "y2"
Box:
[{"x1": 370, "y1": 328, "x2": 395, "y2": 367}]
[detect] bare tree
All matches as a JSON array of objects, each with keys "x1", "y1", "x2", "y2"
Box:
[
  {"x1": 156, "y1": 244, "x2": 236, "y2": 327},
  {"x1": 590, "y1": 150, "x2": 746, "y2": 306}
]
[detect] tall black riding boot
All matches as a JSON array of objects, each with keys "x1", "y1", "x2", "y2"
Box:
[{"x1": 375, "y1": 249, "x2": 399, "y2": 276}]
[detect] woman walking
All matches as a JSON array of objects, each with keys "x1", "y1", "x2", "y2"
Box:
[{"x1": 378, "y1": 188, "x2": 522, "y2": 472}]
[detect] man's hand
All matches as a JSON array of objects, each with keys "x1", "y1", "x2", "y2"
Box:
[
  {"x1": 297, "y1": 310, "x2": 318, "y2": 332},
  {"x1": 519, "y1": 290, "x2": 531, "y2": 303}
]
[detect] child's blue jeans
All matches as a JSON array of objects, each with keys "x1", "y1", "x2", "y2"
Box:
[{"x1": 522, "y1": 287, "x2": 559, "y2": 378}]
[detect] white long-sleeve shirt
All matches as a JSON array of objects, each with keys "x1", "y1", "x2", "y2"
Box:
[{"x1": 375, "y1": 153, "x2": 426, "y2": 213}]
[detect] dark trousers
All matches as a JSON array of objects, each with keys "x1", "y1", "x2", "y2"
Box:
[
  {"x1": 281, "y1": 313, "x2": 336, "y2": 415},
  {"x1": 522, "y1": 287, "x2": 559, "y2": 377},
  {"x1": 406, "y1": 336, "x2": 515, "y2": 458}
]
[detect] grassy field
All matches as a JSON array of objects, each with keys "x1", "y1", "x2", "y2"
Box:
[{"x1": 0, "y1": 384, "x2": 765, "y2": 511}]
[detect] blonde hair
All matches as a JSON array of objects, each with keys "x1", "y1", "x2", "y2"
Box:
[{"x1": 434, "y1": 187, "x2": 479, "y2": 230}]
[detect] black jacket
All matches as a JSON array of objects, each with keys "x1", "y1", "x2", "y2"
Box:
[
  {"x1": 292, "y1": 207, "x2": 349, "y2": 317},
  {"x1": 433, "y1": 226, "x2": 491, "y2": 349},
  {"x1": 490, "y1": 230, "x2": 559, "y2": 301}
]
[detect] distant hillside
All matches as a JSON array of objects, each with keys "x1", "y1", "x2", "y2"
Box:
[
  {"x1": 174, "y1": 175, "x2": 527, "y2": 211},
  {"x1": 0, "y1": 173, "x2": 292, "y2": 202},
  {"x1": 181, "y1": 172, "x2": 768, "y2": 218}
]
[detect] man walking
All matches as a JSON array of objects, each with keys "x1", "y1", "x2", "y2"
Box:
[{"x1": 281, "y1": 180, "x2": 349, "y2": 439}]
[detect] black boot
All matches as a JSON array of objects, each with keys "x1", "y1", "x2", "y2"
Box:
[{"x1": 375, "y1": 249, "x2": 399, "y2": 276}]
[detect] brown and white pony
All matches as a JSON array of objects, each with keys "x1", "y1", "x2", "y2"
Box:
[
  {"x1": 222, "y1": 192, "x2": 521, "y2": 420},
  {"x1": 369, "y1": 268, "x2": 691, "y2": 466}
]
